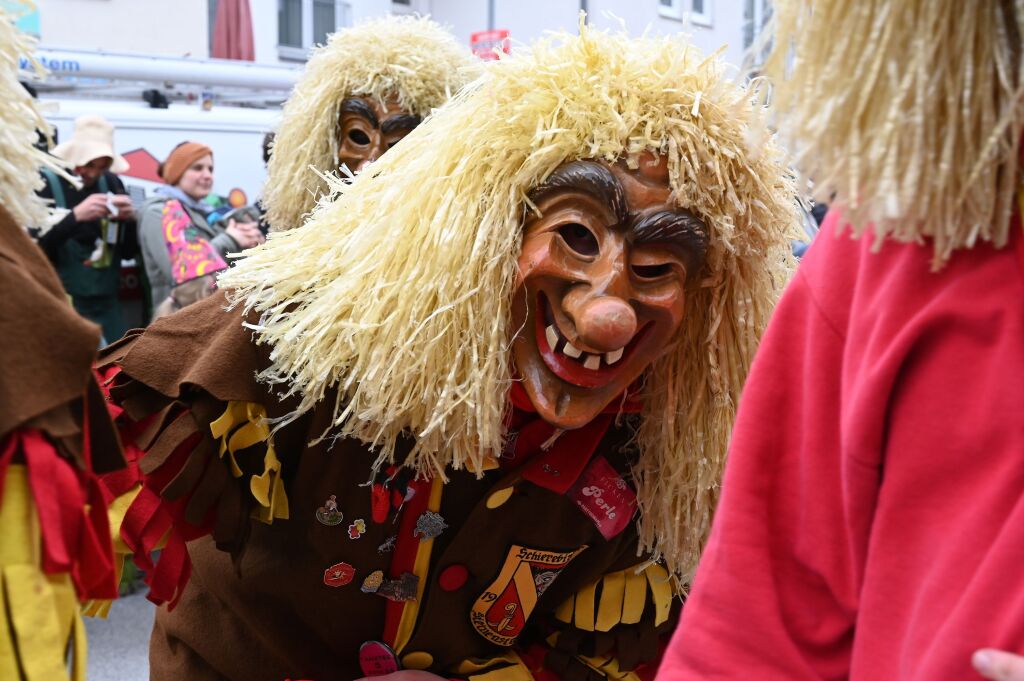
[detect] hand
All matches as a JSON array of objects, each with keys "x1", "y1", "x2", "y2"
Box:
[
  {"x1": 973, "y1": 649, "x2": 1024, "y2": 680},
  {"x1": 354, "y1": 672, "x2": 448, "y2": 681},
  {"x1": 110, "y1": 194, "x2": 135, "y2": 221},
  {"x1": 225, "y1": 218, "x2": 265, "y2": 249},
  {"x1": 72, "y1": 193, "x2": 111, "y2": 222}
]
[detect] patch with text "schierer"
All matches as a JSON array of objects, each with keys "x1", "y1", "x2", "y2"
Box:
[
  {"x1": 567, "y1": 455, "x2": 636, "y2": 540},
  {"x1": 470, "y1": 544, "x2": 586, "y2": 646}
]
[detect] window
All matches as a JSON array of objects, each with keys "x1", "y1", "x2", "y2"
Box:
[
  {"x1": 659, "y1": 0, "x2": 713, "y2": 27},
  {"x1": 312, "y1": 0, "x2": 335, "y2": 45},
  {"x1": 278, "y1": 0, "x2": 352, "y2": 59}
]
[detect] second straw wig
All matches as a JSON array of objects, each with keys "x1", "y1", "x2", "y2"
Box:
[
  {"x1": 263, "y1": 14, "x2": 476, "y2": 231},
  {"x1": 222, "y1": 23, "x2": 800, "y2": 580}
]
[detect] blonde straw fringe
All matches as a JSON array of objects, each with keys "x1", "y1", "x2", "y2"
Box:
[
  {"x1": 262, "y1": 15, "x2": 477, "y2": 232},
  {"x1": 758, "y1": 0, "x2": 1024, "y2": 266},
  {"x1": 222, "y1": 21, "x2": 800, "y2": 582},
  {"x1": 0, "y1": 3, "x2": 64, "y2": 230}
]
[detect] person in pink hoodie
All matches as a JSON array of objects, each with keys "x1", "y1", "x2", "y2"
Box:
[{"x1": 659, "y1": 2, "x2": 1024, "y2": 680}]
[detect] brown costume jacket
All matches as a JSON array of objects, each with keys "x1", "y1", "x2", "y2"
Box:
[{"x1": 98, "y1": 291, "x2": 678, "y2": 681}]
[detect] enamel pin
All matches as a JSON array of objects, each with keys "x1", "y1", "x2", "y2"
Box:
[
  {"x1": 413, "y1": 511, "x2": 447, "y2": 540},
  {"x1": 323, "y1": 562, "x2": 355, "y2": 588},
  {"x1": 315, "y1": 494, "x2": 344, "y2": 526},
  {"x1": 348, "y1": 518, "x2": 367, "y2": 539}
]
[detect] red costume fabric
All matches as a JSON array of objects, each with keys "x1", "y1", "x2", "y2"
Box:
[{"x1": 661, "y1": 210, "x2": 1024, "y2": 680}]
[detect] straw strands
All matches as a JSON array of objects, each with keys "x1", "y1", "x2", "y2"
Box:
[
  {"x1": 760, "y1": 0, "x2": 1024, "y2": 265},
  {"x1": 263, "y1": 15, "x2": 477, "y2": 231},
  {"x1": 0, "y1": 5, "x2": 64, "y2": 230}
]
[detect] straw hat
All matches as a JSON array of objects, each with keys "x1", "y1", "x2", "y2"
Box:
[{"x1": 52, "y1": 115, "x2": 129, "y2": 172}]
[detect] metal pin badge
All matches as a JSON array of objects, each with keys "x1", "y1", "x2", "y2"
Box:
[
  {"x1": 359, "y1": 640, "x2": 401, "y2": 677},
  {"x1": 323, "y1": 562, "x2": 355, "y2": 588},
  {"x1": 315, "y1": 494, "x2": 344, "y2": 526},
  {"x1": 361, "y1": 569, "x2": 384, "y2": 594},
  {"x1": 348, "y1": 518, "x2": 367, "y2": 539},
  {"x1": 378, "y1": 573, "x2": 419, "y2": 602},
  {"x1": 413, "y1": 511, "x2": 448, "y2": 541}
]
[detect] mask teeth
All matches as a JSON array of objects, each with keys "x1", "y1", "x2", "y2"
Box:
[
  {"x1": 583, "y1": 354, "x2": 601, "y2": 371},
  {"x1": 563, "y1": 341, "x2": 583, "y2": 358},
  {"x1": 605, "y1": 347, "x2": 623, "y2": 365},
  {"x1": 545, "y1": 324, "x2": 559, "y2": 351}
]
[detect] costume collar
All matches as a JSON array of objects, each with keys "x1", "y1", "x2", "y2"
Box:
[{"x1": 502, "y1": 381, "x2": 640, "y2": 495}]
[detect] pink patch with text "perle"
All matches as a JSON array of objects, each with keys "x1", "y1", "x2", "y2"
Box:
[{"x1": 567, "y1": 455, "x2": 636, "y2": 540}]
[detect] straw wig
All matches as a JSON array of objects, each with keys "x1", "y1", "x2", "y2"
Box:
[
  {"x1": 222, "y1": 23, "x2": 800, "y2": 581},
  {"x1": 759, "y1": 0, "x2": 1024, "y2": 265},
  {"x1": 0, "y1": 6, "x2": 64, "y2": 229},
  {"x1": 263, "y1": 14, "x2": 476, "y2": 231}
]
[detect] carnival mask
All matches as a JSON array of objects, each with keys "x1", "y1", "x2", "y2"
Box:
[
  {"x1": 511, "y1": 154, "x2": 708, "y2": 429},
  {"x1": 336, "y1": 97, "x2": 421, "y2": 175}
]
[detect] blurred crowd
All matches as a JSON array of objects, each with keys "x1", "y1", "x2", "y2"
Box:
[{"x1": 30, "y1": 114, "x2": 273, "y2": 343}]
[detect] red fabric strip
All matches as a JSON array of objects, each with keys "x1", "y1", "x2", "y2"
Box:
[{"x1": 382, "y1": 476, "x2": 433, "y2": 647}]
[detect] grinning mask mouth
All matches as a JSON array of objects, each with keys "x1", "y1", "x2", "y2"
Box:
[{"x1": 510, "y1": 153, "x2": 708, "y2": 429}]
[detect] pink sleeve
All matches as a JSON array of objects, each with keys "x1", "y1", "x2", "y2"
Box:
[{"x1": 659, "y1": 260, "x2": 881, "y2": 679}]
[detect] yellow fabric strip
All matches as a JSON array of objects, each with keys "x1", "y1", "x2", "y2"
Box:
[
  {"x1": 0, "y1": 466, "x2": 83, "y2": 681},
  {"x1": 458, "y1": 651, "x2": 535, "y2": 680},
  {"x1": 83, "y1": 485, "x2": 140, "y2": 618},
  {"x1": 645, "y1": 564, "x2": 673, "y2": 626},
  {"x1": 621, "y1": 567, "x2": 648, "y2": 625},
  {"x1": 554, "y1": 592, "x2": 574, "y2": 624},
  {"x1": 71, "y1": 609, "x2": 87, "y2": 681},
  {"x1": 209, "y1": 401, "x2": 247, "y2": 477},
  {"x1": 0, "y1": 567, "x2": 18, "y2": 681},
  {"x1": 468, "y1": 662, "x2": 535, "y2": 680},
  {"x1": 210, "y1": 401, "x2": 290, "y2": 524},
  {"x1": 573, "y1": 580, "x2": 597, "y2": 632},
  {"x1": 6, "y1": 565, "x2": 73, "y2": 681},
  {"x1": 576, "y1": 652, "x2": 642, "y2": 681},
  {"x1": 393, "y1": 476, "x2": 445, "y2": 654},
  {"x1": 595, "y1": 569, "x2": 626, "y2": 632}
]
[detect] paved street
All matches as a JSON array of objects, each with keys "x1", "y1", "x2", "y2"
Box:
[{"x1": 85, "y1": 590, "x2": 154, "y2": 680}]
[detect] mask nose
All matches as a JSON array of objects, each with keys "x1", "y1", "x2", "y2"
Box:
[{"x1": 569, "y1": 295, "x2": 637, "y2": 353}]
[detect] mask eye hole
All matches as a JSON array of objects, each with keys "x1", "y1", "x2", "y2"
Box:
[
  {"x1": 632, "y1": 263, "x2": 673, "y2": 279},
  {"x1": 557, "y1": 223, "x2": 599, "y2": 257},
  {"x1": 348, "y1": 129, "x2": 371, "y2": 145}
]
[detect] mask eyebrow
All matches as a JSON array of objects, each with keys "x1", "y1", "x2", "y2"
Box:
[
  {"x1": 381, "y1": 114, "x2": 422, "y2": 135},
  {"x1": 630, "y1": 209, "x2": 709, "y2": 275},
  {"x1": 527, "y1": 160, "x2": 628, "y2": 224},
  {"x1": 339, "y1": 98, "x2": 379, "y2": 129}
]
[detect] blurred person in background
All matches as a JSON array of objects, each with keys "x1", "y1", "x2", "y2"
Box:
[
  {"x1": 36, "y1": 114, "x2": 137, "y2": 342},
  {"x1": 148, "y1": 208, "x2": 248, "y2": 320},
  {"x1": 255, "y1": 131, "x2": 275, "y2": 234},
  {"x1": 661, "y1": 1, "x2": 1024, "y2": 679},
  {"x1": 0, "y1": 10, "x2": 126, "y2": 679},
  {"x1": 138, "y1": 141, "x2": 263, "y2": 311},
  {"x1": 262, "y1": 15, "x2": 476, "y2": 232}
]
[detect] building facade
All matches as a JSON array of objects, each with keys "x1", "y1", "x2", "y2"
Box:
[{"x1": 25, "y1": 0, "x2": 768, "y2": 71}]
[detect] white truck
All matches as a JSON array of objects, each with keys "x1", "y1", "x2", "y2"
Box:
[{"x1": 33, "y1": 47, "x2": 298, "y2": 206}]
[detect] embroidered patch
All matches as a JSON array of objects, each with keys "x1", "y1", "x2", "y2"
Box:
[
  {"x1": 315, "y1": 494, "x2": 344, "y2": 526},
  {"x1": 348, "y1": 518, "x2": 367, "y2": 539},
  {"x1": 323, "y1": 562, "x2": 355, "y2": 587},
  {"x1": 567, "y1": 455, "x2": 636, "y2": 540},
  {"x1": 378, "y1": 535, "x2": 397, "y2": 554},
  {"x1": 470, "y1": 544, "x2": 587, "y2": 646}
]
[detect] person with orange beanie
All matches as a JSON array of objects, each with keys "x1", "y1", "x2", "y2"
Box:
[{"x1": 137, "y1": 140, "x2": 263, "y2": 311}]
